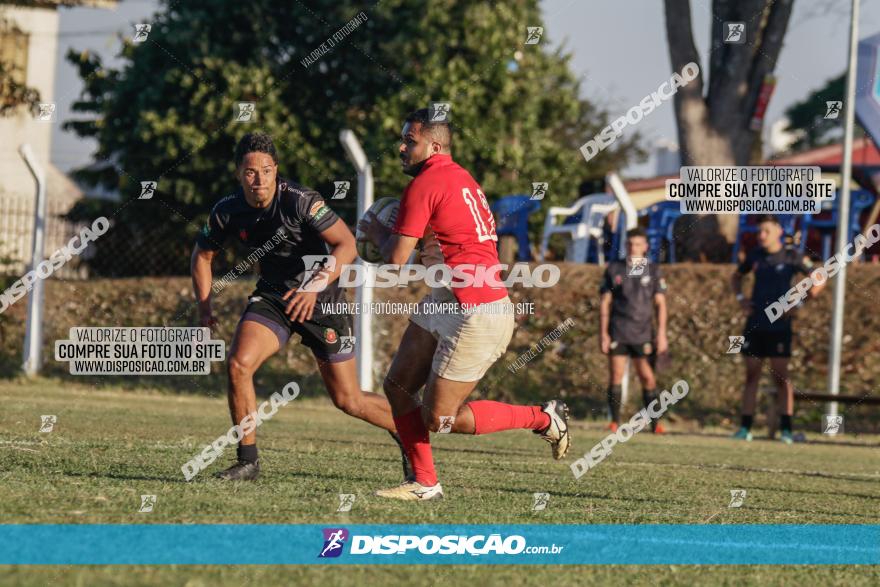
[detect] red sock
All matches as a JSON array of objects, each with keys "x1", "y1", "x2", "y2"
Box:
[
  {"x1": 467, "y1": 401, "x2": 550, "y2": 435},
  {"x1": 393, "y1": 408, "x2": 438, "y2": 486}
]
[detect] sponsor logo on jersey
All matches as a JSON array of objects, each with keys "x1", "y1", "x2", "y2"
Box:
[{"x1": 309, "y1": 200, "x2": 329, "y2": 221}]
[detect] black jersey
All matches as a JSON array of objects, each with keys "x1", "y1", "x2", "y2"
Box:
[
  {"x1": 196, "y1": 178, "x2": 344, "y2": 302},
  {"x1": 737, "y1": 245, "x2": 813, "y2": 332},
  {"x1": 600, "y1": 259, "x2": 667, "y2": 344}
]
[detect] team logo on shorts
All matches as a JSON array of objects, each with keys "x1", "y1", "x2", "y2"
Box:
[
  {"x1": 324, "y1": 328, "x2": 337, "y2": 344},
  {"x1": 643, "y1": 343, "x2": 653, "y2": 355},
  {"x1": 319, "y1": 528, "x2": 349, "y2": 558}
]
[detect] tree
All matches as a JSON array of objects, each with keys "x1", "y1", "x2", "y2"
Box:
[
  {"x1": 782, "y1": 73, "x2": 855, "y2": 153},
  {"x1": 65, "y1": 0, "x2": 641, "y2": 275},
  {"x1": 0, "y1": 16, "x2": 40, "y2": 117},
  {"x1": 664, "y1": 0, "x2": 794, "y2": 261}
]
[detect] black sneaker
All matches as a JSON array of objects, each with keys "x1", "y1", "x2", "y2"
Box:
[
  {"x1": 215, "y1": 459, "x2": 260, "y2": 481},
  {"x1": 389, "y1": 431, "x2": 414, "y2": 481}
]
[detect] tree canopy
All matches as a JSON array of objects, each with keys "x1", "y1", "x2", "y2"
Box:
[{"x1": 65, "y1": 0, "x2": 642, "y2": 275}]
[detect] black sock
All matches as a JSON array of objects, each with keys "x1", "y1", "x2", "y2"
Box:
[
  {"x1": 780, "y1": 415, "x2": 792, "y2": 433},
  {"x1": 741, "y1": 415, "x2": 754, "y2": 430},
  {"x1": 607, "y1": 385, "x2": 622, "y2": 423},
  {"x1": 643, "y1": 388, "x2": 659, "y2": 430},
  {"x1": 237, "y1": 443, "x2": 258, "y2": 463}
]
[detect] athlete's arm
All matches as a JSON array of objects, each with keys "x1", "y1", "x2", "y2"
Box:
[
  {"x1": 191, "y1": 245, "x2": 218, "y2": 327},
  {"x1": 803, "y1": 256, "x2": 827, "y2": 300},
  {"x1": 358, "y1": 212, "x2": 419, "y2": 265},
  {"x1": 599, "y1": 292, "x2": 612, "y2": 354},
  {"x1": 654, "y1": 293, "x2": 668, "y2": 354},
  {"x1": 283, "y1": 218, "x2": 357, "y2": 323},
  {"x1": 381, "y1": 233, "x2": 419, "y2": 265},
  {"x1": 730, "y1": 270, "x2": 750, "y2": 314}
]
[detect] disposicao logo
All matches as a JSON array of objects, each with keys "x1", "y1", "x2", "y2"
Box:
[{"x1": 319, "y1": 528, "x2": 349, "y2": 558}]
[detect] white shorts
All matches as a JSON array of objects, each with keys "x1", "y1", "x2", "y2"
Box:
[{"x1": 409, "y1": 288, "x2": 515, "y2": 382}]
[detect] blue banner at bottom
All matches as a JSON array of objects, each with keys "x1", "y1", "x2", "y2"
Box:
[{"x1": 1, "y1": 524, "x2": 877, "y2": 565}]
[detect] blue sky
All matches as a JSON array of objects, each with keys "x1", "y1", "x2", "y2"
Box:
[{"x1": 51, "y1": 0, "x2": 880, "y2": 178}]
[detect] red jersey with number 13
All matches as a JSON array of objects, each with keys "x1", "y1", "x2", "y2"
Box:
[{"x1": 393, "y1": 154, "x2": 506, "y2": 306}]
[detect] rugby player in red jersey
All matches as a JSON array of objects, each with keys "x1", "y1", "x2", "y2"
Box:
[
  {"x1": 192, "y1": 133, "x2": 409, "y2": 481},
  {"x1": 358, "y1": 109, "x2": 571, "y2": 501}
]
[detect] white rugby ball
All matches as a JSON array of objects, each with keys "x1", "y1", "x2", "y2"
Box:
[{"x1": 356, "y1": 197, "x2": 399, "y2": 263}]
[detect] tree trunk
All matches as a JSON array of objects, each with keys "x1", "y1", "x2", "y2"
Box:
[{"x1": 664, "y1": 0, "x2": 795, "y2": 262}]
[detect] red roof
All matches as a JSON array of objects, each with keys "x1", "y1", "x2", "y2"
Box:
[{"x1": 771, "y1": 137, "x2": 880, "y2": 166}]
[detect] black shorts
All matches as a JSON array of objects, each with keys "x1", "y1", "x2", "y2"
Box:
[
  {"x1": 239, "y1": 289, "x2": 355, "y2": 363},
  {"x1": 610, "y1": 340, "x2": 654, "y2": 358},
  {"x1": 742, "y1": 329, "x2": 791, "y2": 358}
]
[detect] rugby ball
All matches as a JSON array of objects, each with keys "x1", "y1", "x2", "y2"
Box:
[{"x1": 356, "y1": 197, "x2": 399, "y2": 263}]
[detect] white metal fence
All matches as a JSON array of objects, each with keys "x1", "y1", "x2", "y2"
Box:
[{"x1": 0, "y1": 194, "x2": 88, "y2": 279}]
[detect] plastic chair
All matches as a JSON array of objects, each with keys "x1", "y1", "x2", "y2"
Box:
[
  {"x1": 643, "y1": 201, "x2": 683, "y2": 263},
  {"x1": 732, "y1": 214, "x2": 800, "y2": 263},
  {"x1": 540, "y1": 194, "x2": 618, "y2": 263},
  {"x1": 541, "y1": 193, "x2": 619, "y2": 264},
  {"x1": 799, "y1": 190, "x2": 875, "y2": 259},
  {"x1": 491, "y1": 195, "x2": 541, "y2": 262}
]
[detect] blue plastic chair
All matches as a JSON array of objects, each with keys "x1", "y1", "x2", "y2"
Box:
[
  {"x1": 644, "y1": 201, "x2": 683, "y2": 263},
  {"x1": 732, "y1": 214, "x2": 800, "y2": 263},
  {"x1": 491, "y1": 195, "x2": 541, "y2": 261},
  {"x1": 798, "y1": 190, "x2": 875, "y2": 259}
]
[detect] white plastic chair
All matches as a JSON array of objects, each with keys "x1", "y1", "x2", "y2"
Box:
[{"x1": 540, "y1": 194, "x2": 619, "y2": 263}]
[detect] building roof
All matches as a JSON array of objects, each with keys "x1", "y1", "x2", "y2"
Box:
[{"x1": 770, "y1": 137, "x2": 880, "y2": 167}]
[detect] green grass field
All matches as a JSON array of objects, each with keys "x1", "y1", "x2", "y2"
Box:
[{"x1": 1, "y1": 377, "x2": 878, "y2": 585}]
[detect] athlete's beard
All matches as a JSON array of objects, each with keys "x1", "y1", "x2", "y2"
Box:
[{"x1": 401, "y1": 157, "x2": 428, "y2": 177}]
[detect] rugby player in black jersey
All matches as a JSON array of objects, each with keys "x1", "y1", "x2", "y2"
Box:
[
  {"x1": 599, "y1": 227, "x2": 669, "y2": 433},
  {"x1": 730, "y1": 215, "x2": 825, "y2": 444},
  {"x1": 191, "y1": 133, "x2": 407, "y2": 480}
]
